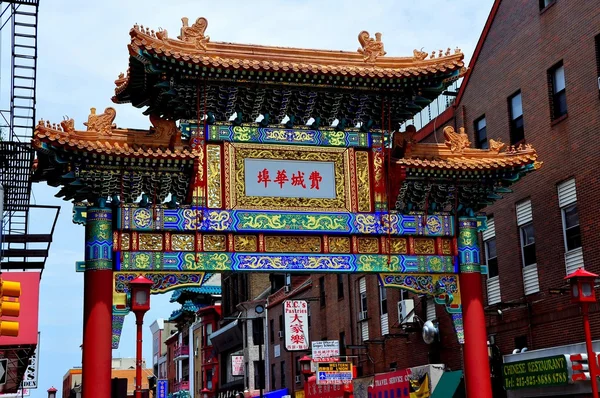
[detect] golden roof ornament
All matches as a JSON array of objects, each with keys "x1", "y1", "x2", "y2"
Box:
[
  {"x1": 178, "y1": 17, "x2": 210, "y2": 51},
  {"x1": 357, "y1": 31, "x2": 386, "y2": 63},
  {"x1": 443, "y1": 126, "x2": 471, "y2": 153},
  {"x1": 413, "y1": 48, "x2": 428, "y2": 60},
  {"x1": 84, "y1": 107, "x2": 117, "y2": 136}
]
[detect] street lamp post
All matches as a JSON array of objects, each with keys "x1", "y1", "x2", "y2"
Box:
[
  {"x1": 130, "y1": 275, "x2": 154, "y2": 398},
  {"x1": 299, "y1": 355, "x2": 313, "y2": 398},
  {"x1": 47, "y1": 387, "x2": 57, "y2": 398},
  {"x1": 565, "y1": 268, "x2": 599, "y2": 398}
]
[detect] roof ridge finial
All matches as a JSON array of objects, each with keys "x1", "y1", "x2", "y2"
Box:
[{"x1": 357, "y1": 30, "x2": 386, "y2": 63}]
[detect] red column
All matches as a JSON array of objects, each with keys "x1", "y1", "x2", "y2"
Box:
[
  {"x1": 82, "y1": 207, "x2": 114, "y2": 398},
  {"x1": 458, "y1": 217, "x2": 492, "y2": 398},
  {"x1": 459, "y1": 272, "x2": 492, "y2": 398},
  {"x1": 135, "y1": 313, "x2": 144, "y2": 398}
]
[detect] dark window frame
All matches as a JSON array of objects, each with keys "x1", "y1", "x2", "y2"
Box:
[
  {"x1": 337, "y1": 274, "x2": 344, "y2": 299},
  {"x1": 548, "y1": 61, "x2": 567, "y2": 120},
  {"x1": 539, "y1": 0, "x2": 555, "y2": 11},
  {"x1": 508, "y1": 91, "x2": 525, "y2": 144},
  {"x1": 561, "y1": 203, "x2": 581, "y2": 252},
  {"x1": 379, "y1": 285, "x2": 388, "y2": 316},
  {"x1": 474, "y1": 115, "x2": 488, "y2": 149},
  {"x1": 519, "y1": 222, "x2": 537, "y2": 267},
  {"x1": 280, "y1": 361, "x2": 286, "y2": 388},
  {"x1": 485, "y1": 237, "x2": 498, "y2": 278}
]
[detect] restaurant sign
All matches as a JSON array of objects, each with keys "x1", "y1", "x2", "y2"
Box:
[{"x1": 503, "y1": 354, "x2": 572, "y2": 390}]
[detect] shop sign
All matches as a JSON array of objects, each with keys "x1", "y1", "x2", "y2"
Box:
[
  {"x1": 231, "y1": 355, "x2": 244, "y2": 376},
  {"x1": 317, "y1": 362, "x2": 353, "y2": 385},
  {"x1": 312, "y1": 340, "x2": 340, "y2": 362},
  {"x1": 283, "y1": 300, "x2": 309, "y2": 351},
  {"x1": 503, "y1": 354, "x2": 572, "y2": 390}
]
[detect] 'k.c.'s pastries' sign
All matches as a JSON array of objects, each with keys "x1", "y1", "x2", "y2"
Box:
[
  {"x1": 503, "y1": 354, "x2": 572, "y2": 390},
  {"x1": 244, "y1": 159, "x2": 336, "y2": 199}
]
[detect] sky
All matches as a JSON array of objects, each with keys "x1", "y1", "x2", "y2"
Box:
[{"x1": 1, "y1": 0, "x2": 494, "y2": 396}]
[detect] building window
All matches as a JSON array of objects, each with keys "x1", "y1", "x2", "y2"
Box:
[
  {"x1": 595, "y1": 34, "x2": 600, "y2": 78},
  {"x1": 206, "y1": 368, "x2": 213, "y2": 390},
  {"x1": 252, "y1": 318, "x2": 264, "y2": 345},
  {"x1": 271, "y1": 364, "x2": 276, "y2": 390},
  {"x1": 359, "y1": 277, "x2": 368, "y2": 320},
  {"x1": 246, "y1": 362, "x2": 249, "y2": 389},
  {"x1": 337, "y1": 274, "x2": 344, "y2": 299},
  {"x1": 254, "y1": 361, "x2": 264, "y2": 390},
  {"x1": 485, "y1": 237, "x2": 498, "y2": 278},
  {"x1": 270, "y1": 319, "x2": 275, "y2": 344},
  {"x1": 206, "y1": 324, "x2": 212, "y2": 346},
  {"x1": 558, "y1": 179, "x2": 581, "y2": 252},
  {"x1": 539, "y1": 0, "x2": 555, "y2": 10},
  {"x1": 339, "y1": 331, "x2": 346, "y2": 357},
  {"x1": 280, "y1": 361, "x2": 286, "y2": 388},
  {"x1": 548, "y1": 61, "x2": 567, "y2": 119},
  {"x1": 307, "y1": 303, "x2": 311, "y2": 328},
  {"x1": 520, "y1": 222, "x2": 537, "y2": 267},
  {"x1": 296, "y1": 357, "x2": 301, "y2": 376},
  {"x1": 379, "y1": 285, "x2": 388, "y2": 315},
  {"x1": 509, "y1": 91, "x2": 524, "y2": 144},
  {"x1": 319, "y1": 276, "x2": 326, "y2": 307},
  {"x1": 279, "y1": 315, "x2": 283, "y2": 335},
  {"x1": 474, "y1": 116, "x2": 488, "y2": 149}
]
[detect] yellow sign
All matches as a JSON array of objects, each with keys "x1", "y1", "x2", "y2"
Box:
[{"x1": 317, "y1": 362, "x2": 352, "y2": 372}]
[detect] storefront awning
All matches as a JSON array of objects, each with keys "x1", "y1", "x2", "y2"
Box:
[
  {"x1": 430, "y1": 371, "x2": 464, "y2": 398},
  {"x1": 209, "y1": 320, "x2": 243, "y2": 353}
]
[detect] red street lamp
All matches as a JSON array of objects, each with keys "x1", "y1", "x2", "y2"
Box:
[
  {"x1": 201, "y1": 387, "x2": 211, "y2": 398},
  {"x1": 47, "y1": 387, "x2": 57, "y2": 398},
  {"x1": 565, "y1": 268, "x2": 599, "y2": 398},
  {"x1": 130, "y1": 275, "x2": 154, "y2": 398},
  {"x1": 299, "y1": 355, "x2": 313, "y2": 381}
]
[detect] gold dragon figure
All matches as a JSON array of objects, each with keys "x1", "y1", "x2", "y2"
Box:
[
  {"x1": 84, "y1": 107, "x2": 117, "y2": 136},
  {"x1": 443, "y1": 126, "x2": 471, "y2": 153},
  {"x1": 357, "y1": 31, "x2": 386, "y2": 63},
  {"x1": 413, "y1": 48, "x2": 428, "y2": 60},
  {"x1": 178, "y1": 17, "x2": 210, "y2": 51},
  {"x1": 488, "y1": 138, "x2": 506, "y2": 153},
  {"x1": 149, "y1": 114, "x2": 179, "y2": 140},
  {"x1": 60, "y1": 116, "x2": 75, "y2": 133}
]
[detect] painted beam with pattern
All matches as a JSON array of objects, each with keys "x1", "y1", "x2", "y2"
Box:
[{"x1": 120, "y1": 207, "x2": 454, "y2": 236}]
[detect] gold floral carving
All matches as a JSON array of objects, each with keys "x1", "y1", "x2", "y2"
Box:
[
  {"x1": 84, "y1": 107, "x2": 116, "y2": 136},
  {"x1": 178, "y1": 17, "x2": 210, "y2": 50},
  {"x1": 139, "y1": 234, "x2": 163, "y2": 251},
  {"x1": 234, "y1": 235, "x2": 257, "y2": 252},
  {"x1": 441, "y1": 239, "x2": 453, "y2": 255},
  {"x1": 264, "y1": 236, "x2": 322, "y2": 253},
  {"x1": 414, "y1": 238, "x2": 436, "y2": 255},
  {"x1": 207, "y1": 145, "x2": 222, "y2": 208},
  {"x1": 357, "y1": 31, "x2": 386, "y2": 63},
  {"x1": 172, "y1": 234, "x2": 195, "y2": 251},
  {"x1": 203, "y1": 234, "x2": 226, "y2": 251},
  {"x1": 443, "y1": 126, "x2": 471, "y2": 153},
  {"x1": 357, "y1": 237, "x2": 379, "y2": 254},
  {"x1": 355, "y1": 151, "x2": 371, "y2": 212},
  {"x1": 329, "y1": 237, "x2": 351, "y2": 253},
  {"x1": 230, "y1": 143, "x2": 350, "y2": 212},
  {"x1": 193, "y1": 148, "x2": 206, "y2": 203},
  {"x1": 120, "y1": 233, "x2": 130, "y2": 251}
]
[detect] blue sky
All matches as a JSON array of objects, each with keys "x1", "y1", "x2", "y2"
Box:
[{"x1": 4, "y1": 0, "x2": 494, "y2": 395}]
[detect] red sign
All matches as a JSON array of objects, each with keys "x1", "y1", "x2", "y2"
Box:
[
  {"x1": 0, "y1": 272, "x2": 40, "y2": 346},
  {"x1": 368, "y1": 369, "x2": 411, "y2": 398},
  {"x1": 306, "y1": 376, "x2": 350, "y2": 398}
]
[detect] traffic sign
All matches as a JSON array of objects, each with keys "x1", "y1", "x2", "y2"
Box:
[
  {"x1": 157, "y1": 379, "x2": 168, "y2": 398},
  {"x1": 0, "y1": 358, "x2": 7, "y2": 385}
]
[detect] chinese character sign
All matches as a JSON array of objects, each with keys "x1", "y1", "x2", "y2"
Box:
[
  {"x1": 157, "y1": 380, "x2": 168, "y2": 398},
  {"x1": 283, "y1": 300, "x2": 309, "y2": 351},
  {"x1": 231, "y1": 355, "x2": 244, "y2": 376},
  {"x1": 244, "y1": 159, "x2": 336, "y2": 199}
]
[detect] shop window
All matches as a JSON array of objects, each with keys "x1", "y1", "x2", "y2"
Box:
[
  {"x1": 548, "y1": 61, "x2": 567, "y2": 120},
  {"x1": 509, "y1": 91, "x2": 524, "y2": 144}
]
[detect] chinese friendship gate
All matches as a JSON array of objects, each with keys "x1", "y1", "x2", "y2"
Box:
[{"x1": 31, "y1": 17, "x2": 540, "y2": 398}]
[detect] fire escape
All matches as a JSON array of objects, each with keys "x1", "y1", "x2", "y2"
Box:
[{"x1": 0, "y1": 0, "x2": 59, "y2": 273}]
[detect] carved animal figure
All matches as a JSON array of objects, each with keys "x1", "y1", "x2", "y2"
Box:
[
  {"x1": 413, "y1": 48, "x2": 428, "y2": 60},
  {"x1": 84, "y1": 107, "x2": 117, "y2": 136},
  {"x1": 443, "y1": 126, "x2": 471, "y2": 153},
  {"x1": 179, "y1": 17, "x2": 210, "y2": 50},
  {"x1": 61, "y1": 117, "x2": 75, "y2": 132},
  {"x1": 155, "y1": 28, "x2": 168, "y2": 40},
  {"x1": 489, "y1": 138, "x2": 506, "y2": 153},
  {"x1": 149, "y1": 114, "x2": 179, "y2": 140},
  {"x1": 357, "y1": 31, "x2": 386, "y2": 63}
]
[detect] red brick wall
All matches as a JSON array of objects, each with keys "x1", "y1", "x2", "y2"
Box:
[{"x1": 422, "y1": 0, "x2": 600, "y2": 358}]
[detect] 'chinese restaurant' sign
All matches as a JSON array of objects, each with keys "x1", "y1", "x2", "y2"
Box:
[
  {"x1": 503, "y1": 354, "x2": 572, "y2": 390},
  {"x1": 244, "y1": 159, "x2": 336, "y2": 199},
  {"x1": 283, "y1": 299, "x2": 309, "y2": 351}
]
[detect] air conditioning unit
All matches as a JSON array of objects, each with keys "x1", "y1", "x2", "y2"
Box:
[
  {"x1": 358, "y1": 310, "x2": 368, "y2": 321},
  {"x1": 279, "y1": 331, "x2": 285, "y2": 338},
  {"x1": 398, "y1": 299, "x2": 415, "y2": 325},
  {"x1": 284, "y1": 285, "x2": 291, "y2": 293},
  {"x1": 295, "y1": 375, "x2": 301, "y2": 384}
]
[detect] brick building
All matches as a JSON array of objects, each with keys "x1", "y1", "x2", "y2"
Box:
[{"x1": 415, "y1": 0, "x2": 600, "y2": 396}]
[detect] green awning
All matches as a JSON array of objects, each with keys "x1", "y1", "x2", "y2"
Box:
[{"x1": 430, "y1": 371, "x2": 465, "y2": 398}]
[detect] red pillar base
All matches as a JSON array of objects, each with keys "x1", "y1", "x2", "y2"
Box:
[
  {"x1": 460, "y1": 272, "x2": 493, "y2": 398},
  {"x1": 82, "y1": 269, "x2": 113, "y2": 398}
]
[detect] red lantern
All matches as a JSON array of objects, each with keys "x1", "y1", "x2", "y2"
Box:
[
  {"x1": 129, "y1": 275, "x2": 153, "y2": 312},
  {"x1": 565, "y1": 268, "x2": 598, "y2": 304}
]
